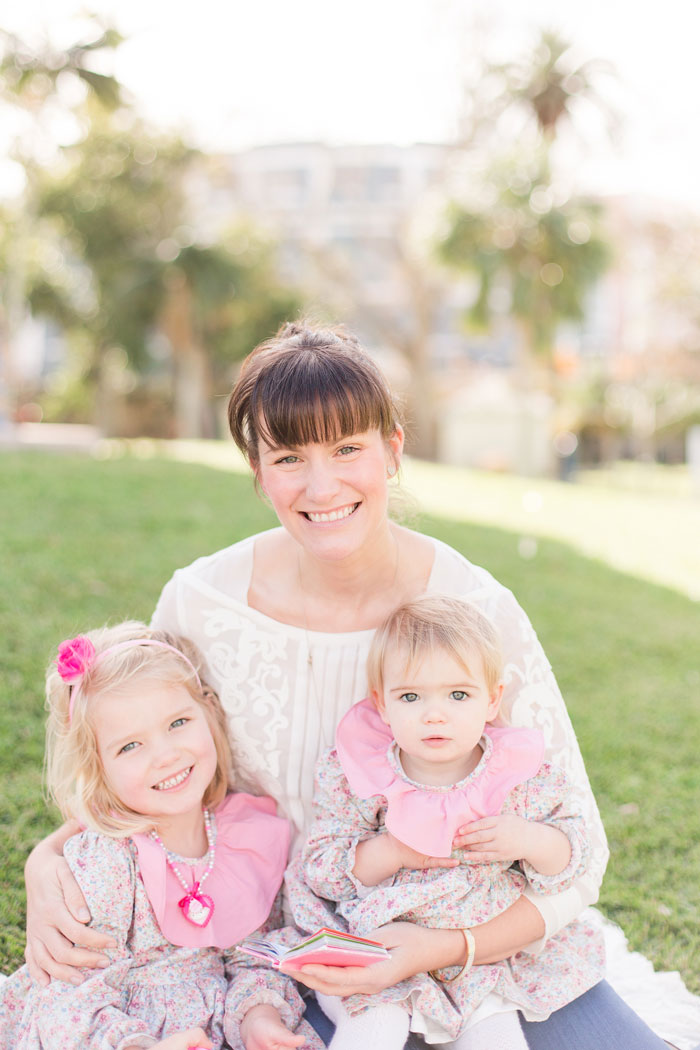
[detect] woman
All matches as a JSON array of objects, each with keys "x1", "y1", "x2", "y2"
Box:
[{"x1": 24, "y1": 322, "x2": 675, "y2": 1049}]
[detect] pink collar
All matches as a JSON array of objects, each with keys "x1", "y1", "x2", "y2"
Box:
[
  {"x1": 336, "y1": 699, "x2": 545, "y2": 857},
  {"x1": 132, "y1": 793, "x2": 289, "y2": 948}
]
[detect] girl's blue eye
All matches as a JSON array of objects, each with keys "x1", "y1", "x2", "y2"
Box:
[
  {"x1": 400, "y1": 692, "x2": 420, "y2": 703},
  {"x1": 119, "y1": 741, "x2": 138, "y2": 754},
  {"x1": 170, "y1": 717, "x2": 188, "y2": 729},
  {"x1": 450, "y1": 690, "x2": 468, "y2": 701}
]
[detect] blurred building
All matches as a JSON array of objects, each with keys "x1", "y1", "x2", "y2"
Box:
[{"x1": 191, "y1": 141, "x2": 550, "y2": 469}]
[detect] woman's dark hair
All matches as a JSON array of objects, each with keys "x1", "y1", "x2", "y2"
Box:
[{"x1": 228, "y1": 321, "x2": 402, "y2": 467}]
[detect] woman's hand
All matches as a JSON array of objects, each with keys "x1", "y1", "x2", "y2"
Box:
[
  {"x1": 24, "y1": 823, "x2": 116, "y2": 985},
  {"x1": 138, "y1": 1027, "x2": 212, "y2": 1050},
  {"x1": 280, "y1": 922, "x2": 465, "y2": 997},
  {"x1": 239, "y1": 1004, "x2": 305, "y2": 1049}
]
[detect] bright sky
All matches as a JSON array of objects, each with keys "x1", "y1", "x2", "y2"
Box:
[{"x1": 4, "y1": 0, "x2": 700, "y2": 207}]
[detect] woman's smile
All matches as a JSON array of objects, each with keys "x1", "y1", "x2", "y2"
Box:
[{"x1": 301, "y1": 501, "x2": 360, "y2": 524}]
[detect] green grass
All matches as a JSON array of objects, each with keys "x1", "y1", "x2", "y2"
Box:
[{"x1": 1, "y1": 449, "x2": 699, "y2": 994}]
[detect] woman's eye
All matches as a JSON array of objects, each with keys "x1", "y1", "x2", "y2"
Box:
[
  {"x1": 170, "y1": 717, "x2": 188, "y2": 729},
  {"x1": 275, "y1": 454, "x2": 299, "y2": 464},
  {"x1": 337, "y1": 445, "x2": 359, "y2": 456},
  {"x1": 400, "y1": 692, "x2": 420, "y2": 703},
  {"x1": 119, "y1": 741, "x2": 138, "y2": 754},
  {"x1": 450, "y1": 690, "x2": 468, "y2": 701}
]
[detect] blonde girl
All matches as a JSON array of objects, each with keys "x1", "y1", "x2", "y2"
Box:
[{"x1": 1, "y1": 622, "x2": 322, "y2": 1050}]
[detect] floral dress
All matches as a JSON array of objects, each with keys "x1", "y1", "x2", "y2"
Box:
[
  {"x1": 285, "y1": 700, "x2": 606, "y2": 1042},
  {"x1": 0, "y1": 794, "x2": 324, "y2": 1050}
]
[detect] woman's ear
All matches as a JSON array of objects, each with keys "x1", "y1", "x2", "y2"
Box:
[
  {"x1": 386, "y1": 425, "x2": 404, "y2": 476},
  {"x1": 486, "y1": 682, "x2": 504, "y2": 723}
]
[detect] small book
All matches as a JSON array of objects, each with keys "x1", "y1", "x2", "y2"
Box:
[{"x1": 237, "y1": 927, "x2": 391, "y2": 968}]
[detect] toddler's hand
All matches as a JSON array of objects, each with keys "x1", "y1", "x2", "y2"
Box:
[
  {"x1": 143, "y1": 1027, "x2": 212, "y2": 1050},
  {"x1": 454, "y1": 814, "x2": 533, "y2": 864},
  {"x1": 240, "y1": 1004, "x2": 305, "y2": 1049},
  {"x1": 387, "y1": 832, "x2": 459, "y2": 873}
]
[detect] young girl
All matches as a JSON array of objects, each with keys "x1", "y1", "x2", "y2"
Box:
[
  {"x1": 285, "y1": 596, "x2": 606, "y2": 1050},
  {"x1": 0, "y1": 622, "x2": 323, "y2": 1050}
]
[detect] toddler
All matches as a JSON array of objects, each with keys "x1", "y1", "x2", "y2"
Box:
[{"x1": 286, "y1": 596, "x2": 605, "y2": 1050}]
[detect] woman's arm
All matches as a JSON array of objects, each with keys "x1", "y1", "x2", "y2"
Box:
[
  {"x1": 24, "y1": 820, "x2": 116, "y2": 985},
  {"x1": 281, "y1": 895, "x2": 545, "y2": 997}
]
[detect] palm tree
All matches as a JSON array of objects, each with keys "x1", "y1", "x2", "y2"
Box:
[
  {"x1": 493, "y1": 29, "x2": 617, "y2": 142},
  {"x1": 439, "y1": 157, "x2": 609, "y2": 387}
]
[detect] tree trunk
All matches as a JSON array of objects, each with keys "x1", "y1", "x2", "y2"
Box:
[{"x1": 159, "y1": 269, "x2": 213, "y2": 439}]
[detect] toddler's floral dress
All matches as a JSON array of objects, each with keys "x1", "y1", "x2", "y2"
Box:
[{"x1": 286, "y1": 699, "x2": 606, "y2": 1043}]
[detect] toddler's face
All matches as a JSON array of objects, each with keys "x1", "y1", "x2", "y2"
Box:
[
  {"x1": 376, "y1": 644, "x2": 502, "y2": 786},
  {"x1": 92, "y1": 678, "x2": 218, "y2": 834}
]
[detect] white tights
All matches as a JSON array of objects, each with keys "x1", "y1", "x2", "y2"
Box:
[
  {"x1": 317, "y1": 994, "x2": 528, "y2": 1050},
  {"x1": 449, "y1": 1010, "x2": 528, "y2": 1050},
  {"x1": 317, "y1": 993, "x2": 409, "y2": 1050}
]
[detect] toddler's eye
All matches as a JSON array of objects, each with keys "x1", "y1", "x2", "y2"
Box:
[
  {"x1": 119, "y1": 741, "x2": 138, "y2": 754},
  {"x1": 399, "y1": 692, "x2": 420, "y2": 703},
  {"x1": 170, "y1": 717, "x2": 188, "y2": 729},
  {"x1": 450, "y1": 690, "x2": 469, "y2": 701}
]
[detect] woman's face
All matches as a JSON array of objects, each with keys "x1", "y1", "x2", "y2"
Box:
[{"x1": 255, "y1": 425, "x2": 403, "y2": 562}]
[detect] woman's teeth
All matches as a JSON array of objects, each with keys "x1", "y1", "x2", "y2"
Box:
[
  {"x1": 153, "y1": 767, "x2": 191, "y2": 790},
  {"x1": 305, "y1": 503, "x2": 358, "y2": 523}
]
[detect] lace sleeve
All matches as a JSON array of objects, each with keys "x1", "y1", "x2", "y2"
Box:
[{"x1": 469, "y1": 571, "x2": 609, "y2": 944}]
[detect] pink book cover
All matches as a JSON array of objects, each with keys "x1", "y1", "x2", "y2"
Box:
[{"x1": 238, "y1": 927, "x2": 390, "y2": 968}]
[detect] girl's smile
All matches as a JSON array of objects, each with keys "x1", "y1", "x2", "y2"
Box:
[{"x1": 93, "y1": 680, "x2": 218, "y2": 849}]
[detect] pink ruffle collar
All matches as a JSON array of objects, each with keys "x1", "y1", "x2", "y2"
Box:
[
  {"x1": 132, "y1": 792, "x2": 289, "y2": 948},
  {"x1": 336, "y1": 698, "x2": 544, "y2": 857}
]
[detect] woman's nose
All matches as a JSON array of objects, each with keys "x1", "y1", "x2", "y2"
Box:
[{"x1": 305, "y1": 461, "x2": 340, "y2": 503}]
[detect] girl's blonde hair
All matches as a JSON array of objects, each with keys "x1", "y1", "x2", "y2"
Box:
[
  {"x1": 367, "y1": 595, "x2": 504, "y2": 699},
  {"x1": 45, "y1": 621, "x2": 233, "y2": 838}
]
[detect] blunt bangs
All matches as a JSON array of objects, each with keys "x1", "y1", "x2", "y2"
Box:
[
  {"x1": 252, "y1": 349, "x2": 395, "y2": 453},
  {"x1": 228, "y1": 322, "x2": 403, "y2": 464}
]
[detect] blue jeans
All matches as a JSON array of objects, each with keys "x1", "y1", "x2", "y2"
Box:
[{"x1": 303, "y1": 981, "x2": 698, "y2": 1048}]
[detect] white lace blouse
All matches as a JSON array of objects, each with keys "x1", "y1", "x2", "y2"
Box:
[{"x1": 151, "y1": 529, "x2": 608, "y2": 948}]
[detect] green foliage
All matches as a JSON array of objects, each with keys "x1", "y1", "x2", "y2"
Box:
[
  {"x1": 440, "y1": 159, "x2": 610, "y2": 357},
  {"x1": 35, "y1": 114, "x2": 192, "y2": 369},
  {"x1": 0, "y1": 20, "x2": 123, "y2": 111},
  {"x1": 1, "y1": 449, "x2": 699, "y2": 996}
]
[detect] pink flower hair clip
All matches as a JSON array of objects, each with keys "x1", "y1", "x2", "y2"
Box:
[
  {"x1": 57, "y1": 634, "x2": 203, "y2": 724},
  {"x1": 56, "y1": 636, "x2": 96, "y2": 683}
]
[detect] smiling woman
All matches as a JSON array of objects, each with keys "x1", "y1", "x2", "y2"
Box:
[{"x1": 21, "y1": 321, "x2": 684, "y2": 1049}]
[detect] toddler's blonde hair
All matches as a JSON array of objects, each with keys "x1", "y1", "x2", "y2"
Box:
[
  {"x1": 367, "y1": 595, "x2": 504, "y2": 701},
  {"x1": 45, "y1": 621, "x2": 233, "y2": 837}
]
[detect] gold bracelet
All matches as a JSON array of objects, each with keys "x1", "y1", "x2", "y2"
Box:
[{"x1": 429, "y1": 927, "x2": 476, "y2": 984}]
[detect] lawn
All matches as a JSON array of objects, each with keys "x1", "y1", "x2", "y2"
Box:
[{"x1": 1, "y1": 448, "x2": 699, "y2": 994}]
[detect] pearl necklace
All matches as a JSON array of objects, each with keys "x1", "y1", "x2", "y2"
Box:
[{"x1": 150, "y1": 809, "x2": 216, "y2": 928}]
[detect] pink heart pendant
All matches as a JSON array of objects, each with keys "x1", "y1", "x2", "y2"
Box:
[{"x1": 179, "y1": 889, "x2": 214, "y2": 928}]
